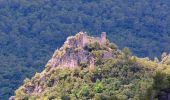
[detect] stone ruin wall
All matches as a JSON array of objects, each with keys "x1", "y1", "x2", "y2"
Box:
[
  {"x1": 77, "y1": 32, "x2": 107, "y2": 47},
  {"x1": 100, "y1": 32, "x2": 107, "y2": 45}
]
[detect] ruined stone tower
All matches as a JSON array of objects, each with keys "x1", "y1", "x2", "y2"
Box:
[
  {"x1": 77, "y1": 32, "x2": 89, "y2": 47},
  {"x1": 100, "y1": 32, "x2": 107, "y2": 45}
]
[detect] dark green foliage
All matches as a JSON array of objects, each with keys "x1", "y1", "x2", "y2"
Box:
[
  {"x1": 95, "y1": 58, "x2": 103, "y2": 66},
  {"x1": 145, "y1": 72, "x2": 170, "y2": 99},
  {"x1": 109, "y1": 43, "x2": 117, "y2": 50},
  {"x1": 48, "y1": 96, "x2": 56, "y2": 100},
  {"x1": 15, "y1": 50, "x2": 160, "y2": 100},
  {"x1": 61, "y1": 95, "x2": 70, "y2": 100},
  {"x1": 80, "y1": 84, "x2": 90, "y2": 96},
  {"x1": 93, "y1": 80, "x2": 103, "y2": 93},
  {"x1": 91, "y1": 50, "x2": 103, "y2": 58},
  {"x1": 79, "y1": 62, "x2": 88, "y2": 69},
  {"x1": 153, "y1": 71, "x2": 168, "y2": 90},
  {"x1": 85, "y1": 42, "x2": 100, "y2": 52},
  {"x1": 1, "y1": 0, "x2": 170, "y2": 99},
  {"x1": 123, "y1": 47, "x2": 132, "y2": 61}
]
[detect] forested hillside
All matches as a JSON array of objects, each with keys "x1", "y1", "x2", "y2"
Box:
[
  {"x1": 12, "y1": 33, "x2": 170, "y2": 100},
  {"x1": 1, "y1": 0, "x2": 170, "y2": 99}
]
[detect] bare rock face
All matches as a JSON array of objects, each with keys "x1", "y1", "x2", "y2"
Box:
[{"x1": 47, "y1": 32, "x2": 108, "y2": 69}]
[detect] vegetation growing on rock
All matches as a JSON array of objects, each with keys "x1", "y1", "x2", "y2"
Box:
[
  {"x1": 2, "y1": 1, "x2": 170, "y2": 99},
  {"x1": 12, "y1": 33, "x2": 170, "y2": 100}
]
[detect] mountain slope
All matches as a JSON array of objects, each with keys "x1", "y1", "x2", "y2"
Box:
[
  {"x1": 12, "y1": 32, "x2": 170, "y2": 100},
  {"x1": 1, "y1": 1, "x2": 170, "y2": 99}
]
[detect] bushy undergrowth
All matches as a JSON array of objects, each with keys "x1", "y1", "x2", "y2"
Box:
[{"x1": 15, "y1": 49, "x2": 170, "y2": 100}]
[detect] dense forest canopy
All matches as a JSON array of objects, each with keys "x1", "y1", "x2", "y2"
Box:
[{"x1": 0, "y1": 0, "x2": 170, "y2": 99}]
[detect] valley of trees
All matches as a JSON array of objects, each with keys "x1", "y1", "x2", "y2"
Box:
[{"x1": 0, "y1": 0, "x2": 170, "y2": 99}]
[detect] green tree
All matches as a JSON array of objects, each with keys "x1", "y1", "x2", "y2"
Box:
[
  {"x1": 123, "y1": 47, "x2": 132, "y2": 61},
  {"x1": 80, "y1": 84, "x2": 90, "y2": 96},
  {"x1": 153, "y1": 71, "x2": 168, "y2": 90},
  {"x1": 94, "y1": 80, "x2": 103, "y2": 93}
]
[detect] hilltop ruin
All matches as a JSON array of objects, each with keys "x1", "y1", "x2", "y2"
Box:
[
  {"x1": 46, "y1": 32, "x2": 108, "y2": 69},
  {"x1": 10, "y1": 32, "x2": 122, "y2": 98}
]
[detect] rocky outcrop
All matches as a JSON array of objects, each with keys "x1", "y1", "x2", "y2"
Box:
[
  {"x1": 46, "y1": 32, "x2": 107, "y2": 69},
  {"x1": 11, "y1": 32, "x2": 119, "y2": 99}
]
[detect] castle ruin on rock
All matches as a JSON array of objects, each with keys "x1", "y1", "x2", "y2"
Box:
[
  {"x1": 46, "y1": 32, "x2": 107, "y2": 69},
  {"x1": 78, "y1": 32, "x2": 107, "y2": 47},
  {"x1": 10, "y1": 32, "x2": 113, "y2": 97}
]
